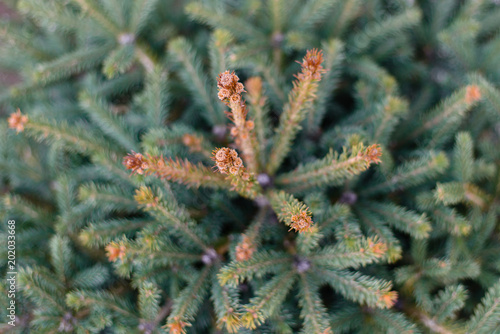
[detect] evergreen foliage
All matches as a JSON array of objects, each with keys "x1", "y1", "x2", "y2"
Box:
[{"x1": 1, "y1": 0, "x2": 500, "y2": 333}]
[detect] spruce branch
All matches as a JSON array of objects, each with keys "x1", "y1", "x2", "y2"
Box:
[
  {"x1": 218, "y1": 251, "x2": 293, "y2": 287},
  {"x1": 432, "y1": 285, "x2": 467, "y2": 324},
  {"x1": 79, "y1": 91, "x2": 138, "y2": 152},
  {"x1": 361, "y1": 151, "x2": 450, "y2": 196},
  {"x1": 354, "y1": 207, "x2": 402, "y2": 263},
  {"x1": 123, "y1": 151, "x2": 230, "y2": 190},
  {"x1": 350, "y1": 8, "x2": 422, "y2": 54},
  {"x1": 72, "y1": 0, "x2": 158, "y2": 72},
  {"x1": 307, "y1": 38, "x2": 345, "y2": 133},
  {"x1": 133, "y1": 186, "x2": 210, "y2": 252},
  {"x1": 164, "y1": 266, "x2": 212, "y2": 334},
  {"x1": 245, "y1": 76, "x2": 270, "y2": 168},
  {"x1": 435, "y1": 182, "x2": 490, "y2": 210},
  {"x1": 186, "y1": 2, "x2": 262, "y2": 40},
  {"x1": 138, "y1": 282, "x2": 161, "y2": 323},
  {"x1": 241, "y1": 270, "x2": 297, "y2": 329},
  {"x1": 67, "y1": 290, "x2": 137, "y2": 319},
  {"x1": 298, "y1": 273, "x2": 332, "y2": 334},
  {"x1": 211, "y1": 273, "x2": 241, "y2": 333},
  {"x1": 9, "y1": 111, "x2": 116, "y2": 154},
  {"x1": 267, "y1": 49, "x2": 327, "y2": 174},
  {"x1": 466, "y1": 279, "x2": 500, "y2": 334},
  {"x1": 269, "y1": 190, "x2": 315, "y2": 233},
  {"x1": 169, "y1": 37, "x2": 224, "y2": 125},
  {"x1": 79, "y1": 218, "x2": 151, "y2": 248},
  {"x1": 18, "y1": 266, "x2": 67, "y2": 313},
  {"x1": 360, "y1": 201, "x2": 432, "y2": 239},
  {"x1": 31, "y1": 44, "x2": 114, "y2": 85},
  {"x1": 277, "y1": 143, "x2": 382, "y2": 193},
  {"x1": 400, "y1": 85, "x2": 482, "y2": 145},
  {"x1": 314, "y1": 268, "x2": 397, "y2": 309},
  {"x1": 212, "y1": 147, "x2": 261, "y2": 199},
  {"x1": 135, "y1": 66, "x2": 170, "y2": 128},
  {"x1": 453, "y1": 132, "x2": 474, "y2": 182},
  {"x1": 216, "y1": 71, "x2": 259, "y2": 172},
  {"x1": 309, "y1": 237, "x2": 388, "y2": 269}
]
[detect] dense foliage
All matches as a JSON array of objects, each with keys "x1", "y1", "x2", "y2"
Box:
[{"x1": 1, "y1": 0, "x2": 500, "y2": 333}]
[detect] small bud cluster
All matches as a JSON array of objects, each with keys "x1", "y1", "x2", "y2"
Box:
[
  {"x1": 123, "y1": 151, "x2": 149, "y2": 175},
  {"x1": 378, "y1": 290, "x2": 398, "y2": 308},
  {"x1": 365, "y1": 144, "x2": 383, "y2": 164},
  {"x1": 134, "y1": 186, "x2": 160, "y2": 208},
  {"x1": 217, "y1": 70, "x2": 245, "y2": 106},
  {"x1": 235, "y1": 234, "x2": 255, "y2": 262},
  {"x1": 465, "y1": 84, "x2": 481, "y2": 105},
  {"x1": 182, "y1": 133, "x2": 203, "y2": 153},
  {"x1": 105, "y1": 241, "x2": 127, "y2": 262},
  {"x1": 295, "y1": 49, "x2": 326, "y2": 81},
  {"x1": 8, "y1": 109, "x2": 28, "y2": 133},
  {"x1": 230, "y1": 120, "x2": 254, "y2": 139},
  {"x1": 360, "y1": 237, "x2": 388, "y2": 258},
  {"x1": 290, "y1": 211, "x2": 314, "y2": 233},
  {"x1": 165, "y1": 317, "x2": 188, "y2": 334},
  {"x1": 245, "y1": 76, "x2": 267, "y2": 110},
  {"x1": 212, "y1": 147, "x2": 244, "y2": 175}
]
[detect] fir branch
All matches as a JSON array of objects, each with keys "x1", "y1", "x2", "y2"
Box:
[
  {"x1": 435, "y1": 182, "x2": 490, "y2": 210},
  {"x1": 71, "y1": 264, "x2": 110, "y2": 289},
  {"x1": 72, "y1": 0, "x2": 121, "y2": 35},
  {"x1": 267, "y1": 49, "x2": 327, "y2": 174},
  {"x1": 277, "y1": 143, "x2": 382, "y2": 193},
  {"x1": 354, "y1": 207, "x2": 402, "y2": 263},
  {"x1": 453, "y1": 132, "x2": 474, "y2": 182},
  {"x1": 295, "y1": 0, "x2": 341, "y2": 29},
  {"x1": 209, "y1": 29, "x2": 234, "y2": 83}
]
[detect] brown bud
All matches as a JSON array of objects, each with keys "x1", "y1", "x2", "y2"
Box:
[{"x1": 8, "y1": 109, "x2": 28, "y2": 133}]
